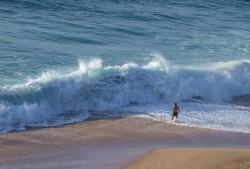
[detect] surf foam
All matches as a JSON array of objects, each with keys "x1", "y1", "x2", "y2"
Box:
[{"x1": 0, "y1": 57, "x2": 250, "y2": 133}]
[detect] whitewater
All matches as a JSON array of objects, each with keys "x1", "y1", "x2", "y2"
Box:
[
  {"x1": 0, "y1": 57, "x2": 250, "y2": 133},
  {"x1": 0, "y1": 0, "x2": 249, "y2": 133}
]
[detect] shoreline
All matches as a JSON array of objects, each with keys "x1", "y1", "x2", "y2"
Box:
[{"x1": 1, "y1": 117, "x2": 250, "y2": 168}]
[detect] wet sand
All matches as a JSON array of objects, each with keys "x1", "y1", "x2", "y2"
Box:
[
  {"x1": 0, "y1": 117, "x2": 250, "y2": 169},
  {"x1": 125, "y1": 148, "x2": 250, "y2": 169}
]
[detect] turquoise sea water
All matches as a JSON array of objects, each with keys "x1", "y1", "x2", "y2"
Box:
[{"x1": 0, "y1": 0, "x2": 250, "y2": 133}]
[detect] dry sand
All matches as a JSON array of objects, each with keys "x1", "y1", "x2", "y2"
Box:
[
  {"x1": 0, "y1": 117, "x2": 250, "y2": 168},
  {"x1": 125, "y1": 148, "x2": 250, "y2": 169}
]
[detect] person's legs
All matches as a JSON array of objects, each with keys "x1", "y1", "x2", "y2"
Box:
[
  {"x1": 172, "y1": 113, "x2": 178, "y2": 120},
  {"x1": 171, "y1": 113, "x2": 175, "y2": 120}
]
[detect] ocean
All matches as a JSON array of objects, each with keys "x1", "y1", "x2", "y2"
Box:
[{"x1": 0, "y1": 0, "x2": 249, "y2": 133}]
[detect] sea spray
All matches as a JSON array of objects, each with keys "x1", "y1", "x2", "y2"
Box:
[{"x1": 0, "y1": 58, "x2": 250, "y2": 133}]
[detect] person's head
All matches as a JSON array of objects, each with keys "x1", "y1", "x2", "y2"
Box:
[{"x1": 174, "y1": 102, "x2": 177, "y2": 106}]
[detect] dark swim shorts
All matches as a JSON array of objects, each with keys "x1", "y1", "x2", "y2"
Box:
[{"x1": 173, "y1": 112, "x2": 178, "y2": 116}]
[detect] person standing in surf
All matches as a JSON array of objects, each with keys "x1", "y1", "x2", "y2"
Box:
[{"x1": 171, "y1": 103, "x2": 179, "y2": 120}]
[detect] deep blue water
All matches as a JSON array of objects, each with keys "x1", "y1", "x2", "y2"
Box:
[{"x1": 0, "y1": 0, "x2": 250, "y2": 133}]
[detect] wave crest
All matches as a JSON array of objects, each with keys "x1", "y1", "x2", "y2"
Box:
[{"x1": 0, "y1": 58, "x2": 250, "y2": 132}]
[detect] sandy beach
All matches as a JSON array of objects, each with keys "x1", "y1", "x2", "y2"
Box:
[
  {"x1": 0, "y1": 117, "x2": 250, "y2": 169},
  {"x1": 125, "y1": 148, "x2": 250, "y2": 169}
]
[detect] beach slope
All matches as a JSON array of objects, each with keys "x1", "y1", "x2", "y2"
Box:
[
  {"x1": 126, "y1": 148, "x2": 250, "y2": 169},
  {"x1": 1, "y1": 117, "x2": 250, "y2": 169}
]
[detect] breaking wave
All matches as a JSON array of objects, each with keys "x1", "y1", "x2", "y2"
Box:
[{"x1": 1, "y1": 57, "x2": 250, "y2": 133}]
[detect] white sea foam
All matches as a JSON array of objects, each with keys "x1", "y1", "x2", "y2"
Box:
[
  {"x1": 0, "y1": 57, "x2": 250, "y2": 133},
  {"x1": 117, "y1": 102, "x2": 250, "y2": 133}
]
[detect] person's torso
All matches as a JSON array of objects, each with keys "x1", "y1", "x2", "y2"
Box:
[{"x1": 173, "y1": 106, "x2": 179, "y2": 113}]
